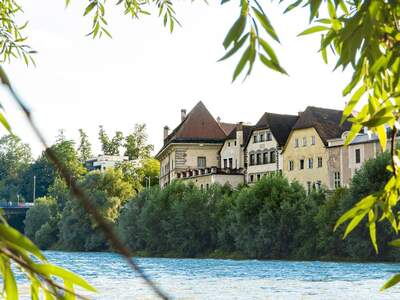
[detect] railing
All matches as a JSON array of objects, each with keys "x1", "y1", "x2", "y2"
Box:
[{"x1": 0, "y1": 202, "x2": 34, "y2": 209}]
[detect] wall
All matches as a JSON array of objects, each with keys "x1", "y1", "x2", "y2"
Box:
[
  {"x1": 283, "y1": 127, "x2": 329, "y2": 189},
  {"x1": 220, "y1": 138, "x2": 244, "y2": 169},
  {"x1": 158, "y1": 143, "x2": 222, "y2": 187},
  {"x1": 183, "y1": 174, "x2": 244, "y2": 189}
]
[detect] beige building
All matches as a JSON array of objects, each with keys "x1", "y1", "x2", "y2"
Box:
[
  {"x1": 282, "y1": 106, "x2": 351, "y2": 192},
  {"x1": 219, "y1": 122, "x2": 252, "y2": 171},
  {"x1": 244, "y1": 112, "x2": 298, "y2": 184},
  {"x1": 327, "y1": 130, "x2": 388, "y2": 189},
  {"x1": 156, "y1": 101, "x2": 236, "y2": 188}
]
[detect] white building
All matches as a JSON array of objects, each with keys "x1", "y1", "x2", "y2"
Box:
[{"x1": 85, "y1": 155, "x2": 129, "y2": 171}]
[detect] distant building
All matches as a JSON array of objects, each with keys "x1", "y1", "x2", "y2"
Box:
[
  {"x1": 282, "y1": 106, "x2": 352, "y2": 193},
  {"x1": 244, "y1": 112, "x2": 298, "y2": 184},
  {"x1": 156, "y1": 101, "x2": 245, "y2": 188},
  {"x1": 219, "y1": 122, "x2": 252, "y2": 171},
  {"x1": 85, "y1": 155, "x2": 129, "y2": 171},
  {"x1": 327, "y1": 129, "x2": 390, "y2": 189}
]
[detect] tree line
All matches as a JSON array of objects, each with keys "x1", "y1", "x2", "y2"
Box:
[
  {"x1": 23, "y1": 148, "x2": 400, "y2": 261},
  {"x1": 0, "y1": 124, "x2": 157, "y2": 204}
]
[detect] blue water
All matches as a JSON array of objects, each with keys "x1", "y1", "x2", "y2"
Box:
[{"x1": 18, "y1": 251, "x2": 400, "y2": 299}]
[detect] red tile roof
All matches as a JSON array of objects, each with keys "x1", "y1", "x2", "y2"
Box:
[{"x1": 156, "y1": 101, "x2": 228, "y2": 158}]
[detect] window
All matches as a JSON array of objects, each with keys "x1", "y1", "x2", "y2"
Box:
[
  {"x1": 260, "y1": 134, "x2": 265, "y2": 142},
  {"x1": 250, "y1": 154, "x2": 255, "y2": 166},
  {"x1": 229, "y1": 158, "x2": 233, "y2": 168},
  {"x1": 250, "y1": 175, "x2": 254, "y2": 182},
  {"x1": 257, "y1": 174, "x2": 261, "y2": 181},
  {"x1": 318, "y1": 157, "x2": 322, "y2": 168},
  {"x1": 253, "y1": 135, "x2": 258, "y2": 143},
  {"x1": 303, "y1": 137, "x2": 307, "y2": 147},
  {"x1": 300, "y1": 159, "x2": 305, "y2": 170},
  {"x1": 223, "y1": 159, "x2": 228, "y2": 169},
  {"x1": 200, "y1": 184, "x2": 204, "y2": 191},
  {"x1": 311, "y1": 136, "x2": 316, "y2": 145},
  {"x1": 263, "y1": 152, "x2": 269, "y2": 164},
  {"x1": 289, "y1": 160, "x2": 294, "y2": 171},
  {"x1": 308, "y1": 158, "x2": 313, "y2": 169},
  {"x1": 198, "y1": 157, "x2": 206, "y2": 168},
  {"x1": 228, "y1": 142, "x2": 231, "y2": 147},
  {"x1": 206, "y1": 184, "x2": 209, "y2": 190},
  {"x1": 334, "y1": 172, "x2": 341, "y2": 188},
  {"x1": 270, "y1": 151, "x2": 276, "y2": 164},
  {"x1": 355, "y1": 149, "x2": 361, "y2": 164},
  {"x1": 266, "y1": 132, "x2": 272, "y2": 141},
  {"x1": 256, "y1": 153, "x2": 262, "y2": 165},
  {"x1": 234, "y1": 141, "x2": 237, "y2": 146},
  {"x1": 295, "y1": 138, "x2": 299, "y2": 148}
]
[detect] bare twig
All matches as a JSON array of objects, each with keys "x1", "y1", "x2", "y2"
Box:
[{"x1": 0, "y1": 66, "x2": 170, "y2": 300}]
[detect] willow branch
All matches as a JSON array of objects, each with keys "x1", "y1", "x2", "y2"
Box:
[{"x1": 0, "y1": 66, "x2": 170, "y2": 300}]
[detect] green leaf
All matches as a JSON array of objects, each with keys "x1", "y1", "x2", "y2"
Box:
[
  {"x1": 343, "y1": 209, "x2": 369, "y2": 238},
  {"x1": 368, "y1": 210, "x2": 378, "y2": 254},
  {"x1": 344, "y1": 123, "x2": 362, "y2": 145},
  {"x1": 223, "y1": 16, "x2": 246, "y2": 49},
  {"x1": 381, "y1": 274, "x2": 400, "y2": 291},
  {"x1": 84, "y1": 2, "x2": 97, "y2": 16},
  {"x1": 0, "y1": 111, "x2": 11, "y2": 132},
  {"x1": 284, "y1": 0, "x2": 303, "y2": 13},
  {"x1": 259, "y1": 53, "x2": 288, "y2": 75},
  {"x1": 298, "y1": 26, "x2": 329, "y2": 36},
  {"x1": 0, "y1": 224, "x2": 45, "y2": 260},
  {"x1": 388, "y1": 239, "x2": 400, "y2": 247},
  {"x1": 341, "y1": 85, "x2": 366, "y2": 124},
  {"x1": 218, "y1": 33, "x2": 249, "y2": 62},
  {"x1": 1, "y1": 257, "x2": 18, "y2": 300},
  {"x1": 258, "y1": 37, "x2": 278, "y2": 64},
  {"x1": 34, "y1": 264, "x2": 97, "y2": 292},
  {"x1": 232, "y1": 46, "x2": 250, "y2": 82},
  {"x1": 252, "y1": 7, "x2": 280, "y2": 43}
]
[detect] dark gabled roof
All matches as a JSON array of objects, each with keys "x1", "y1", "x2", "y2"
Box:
[
  {"x1": 156, "y1": 101, "x2": 227, "y2": 158},
  {"x1": 219, "y1": 122, "x2": 236, "y2": 136},
  {"x1": 293, "y1": 106, "x2": 352, "y2": 145},
  {"x1": 226, "y1": 125, "x2": 253, "y2": 144},
  {"x1": 244, "y1": 112, "x2": 298, "y2": 148}
]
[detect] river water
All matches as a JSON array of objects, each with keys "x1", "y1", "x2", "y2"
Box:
[{"x1": 18, "y1": 251, "x2": 400, "y2": 299}]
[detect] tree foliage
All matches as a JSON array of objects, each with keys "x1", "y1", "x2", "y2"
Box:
[{"x1": 77, "y1": 128, "x2": 93, "y2": 163}]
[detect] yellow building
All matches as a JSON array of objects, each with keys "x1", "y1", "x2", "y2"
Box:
[
  {"x1": 282, "y1": 106, "x2": 351, "y2": 192},
  {"x1": 155, "y1": 101, "x2": 235, "y2": 188}
]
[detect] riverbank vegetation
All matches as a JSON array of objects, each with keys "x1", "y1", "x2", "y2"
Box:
[{"x1": 22, "y1": 147, "x2": 400, "y2": 262}]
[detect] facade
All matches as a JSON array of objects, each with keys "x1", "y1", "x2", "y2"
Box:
[
  {"x1": 327, "y1": 130, "x2": 388, "y2": 189},
  {"x1": 244, "y1": 112, "x2": 298, "y2": 184},
  {"x1": 156, "y1": 102, "x2": 388, "y2": 192},
  {"x1": 282, "y1": 106, "x2": 352, "y2": 192},
  {"x1": 219, "y1": 122, "x2": 252, "y2": 171},
  {"x1": 155, "y1": 101, "x2": 236, "y2": 188},
  {"x1": 85, "y1": 155, "x2": 129, "y2": 171}
]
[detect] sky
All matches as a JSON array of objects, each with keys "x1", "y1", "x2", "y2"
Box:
[{"x1": 0, "y1": 0, "x2": 352, "y2": 157}]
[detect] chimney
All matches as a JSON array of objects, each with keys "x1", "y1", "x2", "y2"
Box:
[
  {"x1": 236, "y1": 122, "x2": 244, "y2": 146},
  {"x1": 181, "y1": 109, "x2": 187, "y2": 122},
  {"x1": 163, "y1": 126, "x2": 170, "y2": 140}
]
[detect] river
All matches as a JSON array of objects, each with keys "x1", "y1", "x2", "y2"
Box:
[{"x1": 18, "y1": 251, "x2": 400, "y2": 299}]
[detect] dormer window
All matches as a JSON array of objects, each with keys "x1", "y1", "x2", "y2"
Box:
[
  {"x1": 303, "y1": 137, "x2": 307, "y2": 147},
  {"x1": 266, "y1": 132, "x2": 272, "y2": 141},
  {"x1": 260, "y1": 133, "x2": 265, "y2": 142},
  {"x1": 228, "y1": 142, "x2": 231, "y2": 147}
]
